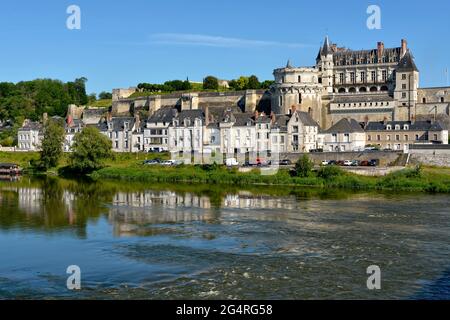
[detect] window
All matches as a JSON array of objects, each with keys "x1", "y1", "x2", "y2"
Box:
[
  {"x1": 350, "y1": 72, "x2": 356, "y2": 84},
  {"x1": 441, "y1": 97, "x2": 445, "y2": 103},
  {"x1": 402, "y1": 93, "x2": 407, "y2": 99},
  {"x1": 387, "y1": 125, "x2": 392, "y2": 130},
  {"x1": 298, "y1": 94, "x2": 302, "y2": 104},
  {"x1": 361, "y1": 72, "x2": 366, "y2": 83},
  {"x1": 339, "y1": 73, "x2": 344, "y2": 84},
  {"x1": 368, "y1": 135, "x2": 372, "y2": 141},
  {"x1": 382, "y1": 70, "x2": 387, "y2": 82},
  {"x1": 404, "y1": 135, "x2": 409, "y2": 141},
  {"x1": 298, "y1": 76, "x2": 301, "y2": 82},
  {"x1": 279, "y1": 96, "x2": 283, "y2": 106},
  {"x1": 402, "y1": 84, "x2": 407, "y2": 90},
  {"x1": 404, "y1": 125, "x2": 409, "y2": 130},
  {"x1": 395, "y1": 125, "x2": 400, "y2": 130},
  {"x1": 332, "y1": 134, "x2": 337, "y2": 142},
  {"x1": 396, "y1": 135, "x2": 400, "y2": 141},
  {"x1": 422, "y1": 98, "x2": 426, "y2": 103},
  {"x1": 415, "y1": 134, "x2": 419, "y2": 141},
  {"x1": 387, "y1": 135, "x2": 391, "y2": 141},
  {"x1": 402, "y1": 74, "x2": 407, "y2": 80},
  {"x1": 344, "y1": 134, "x2": 350, "y2": 143},
  {"x1": 371, "y1": 71, "x2": 376, "y2": 82},
  {"x1": 377, "y1": 135, "x2": 381, "y2": 141}
]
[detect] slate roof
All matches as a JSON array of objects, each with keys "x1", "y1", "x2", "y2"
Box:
[
  {"x1": 19, "y1": 121, "x2": 42, "y2": 132},
  {"x1": 326, "y1": 118, "x2": 364, "y2": 133},
  {"x1": 272, "y1": 115, "x2": 290, "y2": 131},
  {"x1": 396, "y1": 50, "x2": 419, "y2": 72},
  {"x1": 365, "y1": 121, "x2": 445, "y2": 131},
  {"x1": 98, "y1": 117, "x2": 135, "y2": 131},
  {"x1": 295, "y1": 111, "x2": 320, "y2": 127},
  {"x1": 148, "y1": 107, "x2": 178, "y2": 123}
]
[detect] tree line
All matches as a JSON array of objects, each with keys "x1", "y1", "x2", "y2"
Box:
[{"x1": 0, "y1": 77, "x2": 91, "y2": 146}]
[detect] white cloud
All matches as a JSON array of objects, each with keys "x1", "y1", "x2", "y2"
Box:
[{"x1": 148, "y1": 33, "x2": 311, "y2": 48}]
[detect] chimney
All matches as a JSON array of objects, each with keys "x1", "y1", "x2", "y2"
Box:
[
  {"x1": 290, "y1": 105, "x2": 297, "y2": 114},
  {"x1": 270, "y1": 112, "x2": 276, "y2": 125},
  {"x1": 377, "y1": 42, "x2": 384, "y2": 62},
  {"x1": 205, "y1": 106, "x2": 210, "y2": 126},
  {"x1": 67, "y1": 114, "x2": 74, "y2": 127},
  {"x1": 401, "y1": 39, "x2": 408, "y2": 57},
  {"x1": 134, "y1": 112, "x2": 140, "y2": 130}
]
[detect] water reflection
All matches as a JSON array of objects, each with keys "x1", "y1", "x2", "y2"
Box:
[{"x1": 1, "y1": 177, "x2": 449, "y2": 299}]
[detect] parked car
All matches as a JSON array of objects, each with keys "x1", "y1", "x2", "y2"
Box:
[
  {"x1": 321, "y1": 160, "x2": 329, "y2": 166},
  {"x1": 143, "y1": 158, "x2": 161, "y2": 165},
  {"x1": 161, "y1": 160, "x2": 177, "y2": 166},
  {"x1": 383, "y1": 148, "x2": 393, "y2": 152},
  {"x1": 343, "y1": 160, "x2": 353, "y2": 166},
  {"x1": 360, "y1": 160, "x2": 369, "y2": 166},
  {"x1": 310, "y1": 148, "x2": 323, "y2": 153},
  {"x1": 368, "y1": 159, "x2": 380, "y2": 167},
  {"x1": 351, "y1": 160, "x2": 360, "y2": 167},
  {"x1": 226, "y1": 158, "x2": 239, "y2": 167},
  {"x1": 336, "y1": 160, "x2": 345, "y2": 166},
  {"x1": 280, "y1": 159, "x2": 292, "y2": 166},
  {"x1": 328, "y1": 160, "x2": 337, "y2": 166}
]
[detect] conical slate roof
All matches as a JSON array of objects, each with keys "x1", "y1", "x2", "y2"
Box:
[{"x1": 397, "y1": 50, "x2": 419, "y2": 72}]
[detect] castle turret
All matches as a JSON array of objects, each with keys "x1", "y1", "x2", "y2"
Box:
[
  {"x1": 317, "y1": 36, "x2": 334, "y2": 94},
  {"x1": 394, "y1": 48, "x2": 419, "y2": 121}
]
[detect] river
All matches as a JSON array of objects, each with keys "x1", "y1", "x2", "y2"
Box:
[{"x1": 0, "y1": 177, "x2": 449, "y2": 299}]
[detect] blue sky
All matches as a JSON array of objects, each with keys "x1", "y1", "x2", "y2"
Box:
[{"x1": 0, "y1": 0, "x2": 449, "y2": 94}]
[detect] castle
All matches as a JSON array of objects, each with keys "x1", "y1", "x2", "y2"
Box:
[
  {"x1": 271, "y1": 37, "x2": 449, "y2": 129},
  {"x1": 107, "y1": 37, "x2": 449, "y2": 130}
]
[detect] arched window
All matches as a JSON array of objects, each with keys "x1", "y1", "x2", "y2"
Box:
[
  {"x1": 370, "y1": 87, "x2": 378, "y2": 92},
  {"x1": 380, "y1": 86, "x2": 389, "y2": 92},
  {"x1": 338, "y1": 88, "x2": 346, "y2": 93},
  {"x1": 349, "y1": 87, "x2": 356, "y2": 93},
  {"x1": 359, "y1": 87, "x2": 367, "y2": 93},
  {"x1": 308, "y1": 107, "x2": 312, "y2": 115},
  {"x1": 422, "y1": 98, "x2": 426, "y2": 103}
]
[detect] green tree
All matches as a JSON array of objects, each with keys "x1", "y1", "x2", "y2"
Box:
[
  {"x1": 69, "y1": 127, "x2": 113, "y2": 173},
  {"x1": 295, "y1": 154, "x2": 313, "y2": 177},
  {"x1": 260, "y1": 80, "x2": 275, "y2": 89},
  {"x1": 38, "y1": 120, "x2": 66, "y2": 170},
  {"x1": 98, "y1": 91, "x2": 113, "y2": 100},
  {"x1": 203, "y1": 76, "x2": 219, "y2": 90},
  {"x1": 247, "y1": 75, "x2": 260, "y2": 89}
]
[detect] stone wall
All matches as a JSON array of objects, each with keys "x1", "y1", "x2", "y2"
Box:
[
  {"x1": 409, "y1": 147, "x2": 450, "y2": 167},
  {"x1": 111, "y1": 90, "x2": 271, "y2": 116}
]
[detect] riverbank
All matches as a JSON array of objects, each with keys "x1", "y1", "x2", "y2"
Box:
[{"x1": 91, "y1": 164, "x2": 450, "y2": 193}]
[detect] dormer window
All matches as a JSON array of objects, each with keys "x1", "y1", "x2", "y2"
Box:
[
  {"x1": 404, "y1": 125, "x2": 409, "y2": 130},
  {"x1": 386, "y1": 125, "x2": 392, "y2": 130},
  {"x1": 395, "y1": 125, "x2": 401, "y2": 130}
]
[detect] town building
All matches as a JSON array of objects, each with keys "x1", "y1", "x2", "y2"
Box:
[
  {"x1": 323, "y1": 118, "x2": 366, "y2": 152},
  {"x1": 17, "y1": 120, "x2": 43, "y2": 151},
  {"x1": 365, "y1": 120, "x2": 449, "y2": 152},
  {"x1": 144, "y1": 107, "x2": 177, "y2": 152},
  {"x1": 168, "y1": 109, "x2": 205, "y2": 155}
]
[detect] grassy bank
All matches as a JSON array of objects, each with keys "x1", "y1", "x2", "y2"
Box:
[{"x1": 91, "y1": 164, "x2": 450, "y2": 194}]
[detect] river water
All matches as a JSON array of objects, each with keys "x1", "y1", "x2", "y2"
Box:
[{"x1": 0, "y1": 177, "x2": 449, "y2": 299}]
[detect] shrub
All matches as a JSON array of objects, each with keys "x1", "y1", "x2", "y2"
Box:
[
  {"x1": 317, "y1": 165, "x2": 344, "y2": 180},
  {"x1": 294, "y1": 155, "x2": 313, "y2": 177}
]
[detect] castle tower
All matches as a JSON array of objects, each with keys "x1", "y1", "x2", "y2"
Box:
[
  {"x1": 394, "y1": 43, "x2": 419, "y2": 121},
  {"x1": 317, "y1": 36, "x2": 334, "y2": 94}
]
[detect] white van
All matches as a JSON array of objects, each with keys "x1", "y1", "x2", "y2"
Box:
[{"x1": 225, "y1": 158, "x2": 239, "y2": 167}]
